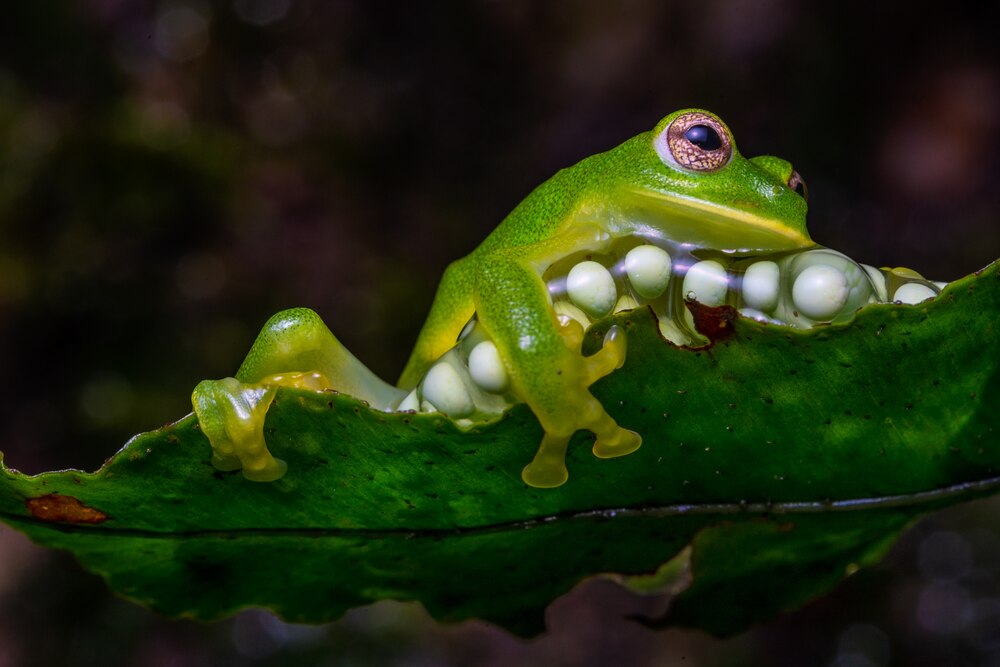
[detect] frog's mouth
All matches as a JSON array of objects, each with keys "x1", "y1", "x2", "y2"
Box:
[{"x1": 620, "y1": 189, "x2": 813, "y2": 254}]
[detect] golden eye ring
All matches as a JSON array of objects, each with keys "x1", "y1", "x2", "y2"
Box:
[{"x1": 661, "y1": 111, "x2": 733, "y2": 172}]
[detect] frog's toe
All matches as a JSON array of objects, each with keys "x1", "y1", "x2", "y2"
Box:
[
  {"x1": 593, "y1": 427, "x2": 642, "y2": 459},
  {"x1": 192, "y1": 377, "x2": 286, "y2": 482},
  {"x1": 242, "y1": 456, "x2": 288, "y2": 482},
  {"x1": 210, "y1": 451, "x2": 242, "y2": 472},
  {"x1": 521, "y1": 432, "x2": 571, "y2": 488},
  {"x1": 516, "y1": 324, "x2": 641, "y2": 487},
  {"x1": 583, "y1": 325, "x2": 628, "y2": 383}
]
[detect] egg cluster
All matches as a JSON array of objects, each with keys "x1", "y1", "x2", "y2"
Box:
[
  {"x1": 544, "y1": 241, "x2": 944, "y2": 346},
  {"x1": 397, "y1": 239, "x2": 945, "y2": 418},
  {"x1": 395, "y1": 318, "x2": 517, "y2": 424}
]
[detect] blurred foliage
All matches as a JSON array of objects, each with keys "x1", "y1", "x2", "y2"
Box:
[{"x1": 0, "y1": 0, "x2": 999, "y2": 665}]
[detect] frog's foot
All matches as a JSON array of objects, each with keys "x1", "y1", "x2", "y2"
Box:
[
  {"x1": 521, "y1": 411, "x2": 642, "y2": 488},
  {"x1": 192, "y1": 371, "x2": 329, "y2": 482},
  {"x1": 520, "y1": 325, "x2": 641, "y2": 488}
]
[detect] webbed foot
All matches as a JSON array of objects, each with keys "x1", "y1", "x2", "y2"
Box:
[
  {"x1": 192, "y1": 308, "x2": 406, "y2": 482},
  {"x1": 520, "y1": 325, "x2": 641, "y2": 488},
  {"x1": 192, "y1": 371, "x2": 329, "y2": 481}
]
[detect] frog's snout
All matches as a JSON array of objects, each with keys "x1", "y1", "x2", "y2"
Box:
[
  {"x1": 748, "y1": 154, "x2": 793, "y2": 183},
  {"x1": 749, "y1": 155, "x2": 808, "y2": 201}
]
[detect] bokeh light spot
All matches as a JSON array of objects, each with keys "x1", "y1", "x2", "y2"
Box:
[
  {"x1": 964, "y1": 598, "x2": 1000, "y2": 652},
  {"x1": 233, "y1": 0, "x2": 291, "y2": 26},
  {"x1": 80, "y1": 373, "x2": 135, "y2": 426},
  {"x1": 916, "y1": 581, "x2": 973, "y2": 635},
  {"x1": 246, "y1": 86, "x2": 306, "y2": 146},
  {"x1": 140, "y1": 101, "x2": 192, "y2": 148},
  {"x1": 230, "y1": 610, "x2": 291, "y2": 658},
  {"x1": 918, "y1": 530, "x2": 974, "y2": 582},
  {"x1": 154, "y1": 4, "x2": 211, "y2": 63},
  {"x1": 836, "y1": 623, "x2": 890, "y2": 666}
]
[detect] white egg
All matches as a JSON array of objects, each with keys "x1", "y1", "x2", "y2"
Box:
[
  {"x1": 794, "y1": 250, "x2": 874, "y2": 308},
  {"x1": 792, "y1": 264, "x2": 849, "y2": 320},
  {"x1": 421, "y1": 362, "x2": 474, "y2": 418},
  {"x1": 657, "y1": 316, "x2": 691, "y2": 347},
  {"x1": 468, "y1": 341, "x2": 509, "y2": 393},
  {"x1": 553, "y1": 300, "x2": 591, "y2": 328},
  {"x1": 893, "y1": 282, "x2": 937, "y2": 304},
  {"x1": 741, "y1": 261, "x2": 780, "y2": 312},
  {"x1": 860, "y1": 264, "x2": 889, "y2": 302},
  {"x1": 624, "y1": 245, "x2": 672, "y2": 299},
  {"x1": 933, "y1": 281, "x2": 948, "y2": 290},
  {"x1": 566, "y1": 261, "x2": 617, "y2": 318},
  {"x1": 396, "y1": 389, "x2": 420, "y2": 412},
  {"x1": 682, "y1": 260, "x2": 728, "y2": 306},
  {"x1": 614, "y1": 293, "x2": 639, "y2": 313},
  {"x1": 457, "y1": 318, "x2": 477, "y2": 341}
]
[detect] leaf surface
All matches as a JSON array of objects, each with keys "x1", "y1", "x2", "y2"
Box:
[{"x1": 2, "y1": 261, "x2": 998, "y2": 636}]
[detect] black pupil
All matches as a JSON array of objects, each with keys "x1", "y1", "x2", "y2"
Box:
[{"x1": 684, "y1": 124, "x2": 722, "y2": 150}]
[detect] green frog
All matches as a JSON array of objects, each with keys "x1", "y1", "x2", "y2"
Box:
[{"x1": 192, "y1": 109, "x2": 940, "y2": 488}]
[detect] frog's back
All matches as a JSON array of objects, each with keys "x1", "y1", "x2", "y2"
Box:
[{"x1": 471, "y1": 141, "x2": 631, "y2": 257}]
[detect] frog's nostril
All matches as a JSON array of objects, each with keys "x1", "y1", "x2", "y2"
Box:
[{"x1": 788, "y1": 170, "x2": 808, "y2": 202}]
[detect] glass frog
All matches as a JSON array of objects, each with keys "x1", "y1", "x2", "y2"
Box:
[{"x1": 192, "y1": 109, "x2": 946, "y2": 488}]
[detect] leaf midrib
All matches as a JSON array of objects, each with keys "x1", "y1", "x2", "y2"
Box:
[{"x1": 3, "y1": 473, "x2": 998, "y2": 540}]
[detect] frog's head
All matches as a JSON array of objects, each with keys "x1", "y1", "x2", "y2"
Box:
[{"x1": 614, "y1": 109, "x2": 812, "y2": 253}]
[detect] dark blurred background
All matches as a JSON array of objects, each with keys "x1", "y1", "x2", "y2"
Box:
[{"x1": 1, "y1": 1, "x2": 999, "y2": 665}]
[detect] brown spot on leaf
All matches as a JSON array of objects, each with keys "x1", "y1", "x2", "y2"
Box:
[
  {"x1": 26, "y1": 494, "x2": 108, "y2": 524},
  {"x1": 685, "y1": 301, "x2": 737, "y2": 343}
]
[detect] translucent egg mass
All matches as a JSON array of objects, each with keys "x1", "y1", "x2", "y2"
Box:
[{"x1": 396, "y1": 237, "x2": 944, "y2": 418}]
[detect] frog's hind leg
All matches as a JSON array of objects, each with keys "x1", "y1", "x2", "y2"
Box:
[
  {"x1": 519, "y1": 321, "x2": 641, "y2": 488},
  {"x1": 233, "y1": 308, "x2": 405, "y2": 407},
  {"x1": 474, "y1": 250, "x2": 642, "y2": 489},
  {"x1": 192, "y1": 307, "x2": 406, "y2": 481}
]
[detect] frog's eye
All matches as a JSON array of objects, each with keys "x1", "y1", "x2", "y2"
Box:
[
  {"x1": 657, "y1": 112, "x2": 733, "y2": 172},
  {"x1": 788, "y1": 170, "x2": 809, "y2": 202}
]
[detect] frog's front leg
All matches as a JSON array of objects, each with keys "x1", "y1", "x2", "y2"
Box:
[
  {"x1": 475, "y1": 248, "x2": 641, "y2": 488},
  {"x1": 192, "y1": 307, "x2": 406, "y2": 481}
]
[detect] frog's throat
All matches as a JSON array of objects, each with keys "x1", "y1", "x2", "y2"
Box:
[{"x1": 622, "y1": 188, "x2": 812, "y2": 253}]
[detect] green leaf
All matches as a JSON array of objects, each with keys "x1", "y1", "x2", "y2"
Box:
[{"x1": 1, "y1": 260, "x2": 998, "y2": 637}]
